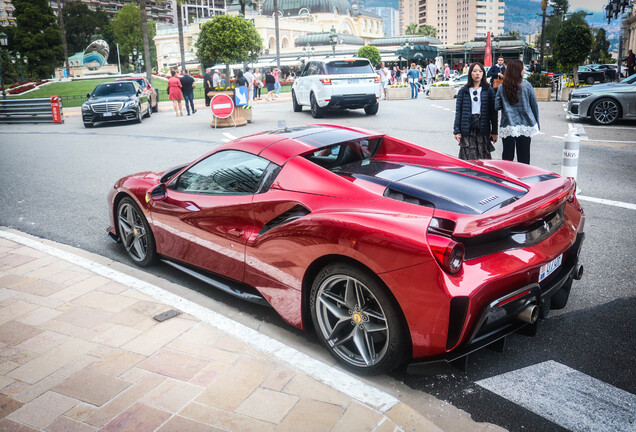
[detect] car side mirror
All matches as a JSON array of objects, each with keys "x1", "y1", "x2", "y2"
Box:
[
  {"x1": 147, "y1": 184, "x2": 167, "y2": 201},
  {"x1": 137, "y1": 90, "x2": 142, "y2": 96},
  {"x1": 86, "y1": 93, "x2": 90, "y2": 99}
]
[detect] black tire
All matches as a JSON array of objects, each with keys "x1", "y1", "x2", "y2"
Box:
[
  {"x1": 364, "y1": 102, "x2": 379, "y2": 115},
  {"x1": 83, "y1": 122, "x2": 93, "y2": 128},
  {"x1": 135, "y1": 107, "x2": 143, "y2": 124},
  {"x1": 292, "y1": 91, "x2": 302, "y2": 112},
  {"x1": 144, "y1": 102, "x2": 152, "y2": 118},
  {"x1": 310, "y1": 93, "x2": 325, "y2": 118},
  {"x1": 116, "y1": 197, "x2": 157, "y2": 267},
  {"x1": 309, "y1": 263, "x2": 407, "y2": 375},
  {"x1": 152, "y1": 98, "x2": 159, "y2": 113},
  {"x1": 586, "y1": 76, "x2": 595, "y2": 85},
  {"x1": 590, "y1": 98, "x2": 620, "y2": 125}
]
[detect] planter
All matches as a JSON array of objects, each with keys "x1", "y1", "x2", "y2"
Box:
[
  {"x1": 386, "y1": 87, "x2": 410, "y2": 100},
  {"x1": 429, "y1": 86, "x2": 455, "y2": 100},
  {"x1": 533, "y1": 87, "x2": 552, "y2": 102},
  {"x1": 561, "y1": 87, "x2": 575, "y2": 101},
  {"x1": 207, "y1": 90, "x2": 247, "y2": 128}
]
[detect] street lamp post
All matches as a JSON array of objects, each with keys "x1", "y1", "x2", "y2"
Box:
[
  {"x1": 129, "y1": 49, "x2": 144, "y2": 74},
  {"x1": 329, "y1": 25, "x2": 338, "y2": 57},
  {"x1": 0, "y1": 32, "x2": 7, "y2": 100},
  {"x1": 13, "y1": 52, "x2": 27, "y2": 82},
  {"x1": 302, "y1": 43, "x2": 314, "y2": 60},
  {"x1": 539, "y1": 0, "x2": 547, "y2": 72}
]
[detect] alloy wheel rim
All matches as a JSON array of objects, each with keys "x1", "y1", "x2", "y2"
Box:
[
  {"x1": 594, "y1": 101, "x2": 618, "y2": 124},
  {"x1": 315, "y1": 275, "x2": 389, "y2": 368},
  {"x1": 117, "y1": 203, "x2": 147, "y2": 262}
]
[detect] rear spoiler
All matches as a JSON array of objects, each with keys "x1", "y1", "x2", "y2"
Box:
[{"x1": 448, "y1": 177, "x2": 575, "y2": 238}]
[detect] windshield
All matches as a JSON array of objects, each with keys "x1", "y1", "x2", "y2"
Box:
[
  {"x1": 303, "y1": 138, "x2": 382, "y2": 170},
  {"x1": 93, "y1": 82, "x2": 136, "y2": 97},
  {"x1": 325, "y1": 60, "x2": 374, "y2": 74},
  {"x1": 134, "y1": 79, "x2": 147, "y2": 88},
  {"x1": 620, "y1": 74, "x2": 636, "y2": 84}
]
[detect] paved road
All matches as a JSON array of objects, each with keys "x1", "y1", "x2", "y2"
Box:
[{"x1": 1, "y1": 96, "x2": 635, "y2": 432}]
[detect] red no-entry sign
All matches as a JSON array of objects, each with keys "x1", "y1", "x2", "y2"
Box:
[{"x1": 210, "y1": 94, "x2": 234, "y2": 118}]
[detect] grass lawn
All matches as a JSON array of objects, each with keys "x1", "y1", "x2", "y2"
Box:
[{"x1": 12, "y1": 77, "x2": 291, "y2": 108}]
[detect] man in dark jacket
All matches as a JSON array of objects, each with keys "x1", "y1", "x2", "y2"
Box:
[
  {"x1": 203, "y1": 67, "x2": 213, "y2": 107},
  {"x1": 180, "y1": 70, "x2": 196, "y2": 115},
  {"x1": 487, "y1": 57, "x2": 506, "y2": 85}
]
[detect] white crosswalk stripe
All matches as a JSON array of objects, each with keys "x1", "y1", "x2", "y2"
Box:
[{"x1": 477, "y1": 361, "x2": 636, "y2": 432}]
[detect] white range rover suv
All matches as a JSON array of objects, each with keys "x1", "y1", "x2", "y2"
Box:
[{"x1": 291, "y1": 58, "x2": 381, "y2": 118}]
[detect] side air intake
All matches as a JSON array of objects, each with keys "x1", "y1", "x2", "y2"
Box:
[{"x1": 259, "y1": 205, "x2": 311, "y2": 236}]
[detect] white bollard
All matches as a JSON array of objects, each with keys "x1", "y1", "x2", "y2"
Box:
[{"x1": 561, "y1": 132, "x2": 580, "y2": 182}]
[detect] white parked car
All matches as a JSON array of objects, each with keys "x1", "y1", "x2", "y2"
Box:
[{"x1": 292, "y1": 58, "x2": 381, "y2": 118}]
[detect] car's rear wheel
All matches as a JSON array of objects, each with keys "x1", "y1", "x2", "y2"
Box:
[
  {"x1": 591, "y1": 98, "x2": 620, "y2": 125},
  {"x1": 310, "y1": 93, "x2": 324, "y2": 118},
  {"x1": 586, "y1": 76, "x2": 595, "y2": 85},
  {"x1": 152, "y1": 97, "x2": 159, "y2": 113},
  {"x1": 117, "y1": 197, "x2": 156, "y2": 267},
  {"x1": 364, "y1": 102, "x2": 379, "y2": 115},
  {"x1": 310, "y1": 263, "x2": 406, "y2": 375},
  {"x1": 292, "y1": 91, "x2": 302, "y2": 112}
]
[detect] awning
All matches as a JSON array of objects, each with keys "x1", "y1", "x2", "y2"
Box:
[{"x1": 394, "y1": 44, "x2": 438, "y2": 60}]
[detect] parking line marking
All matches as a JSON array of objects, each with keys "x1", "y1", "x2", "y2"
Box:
[
  {"x1": 223, "y1": 132, "x2": 237, "y2": 140},
  {"x1": 551, "y1": 135, "x2": 565, "y2": 139},
  {"x1": 0, "y1": 229, "x2": 400, "y2": 412},
  {"x1": 577, "y1": 195, "x2": 636, "y2": 210},
  {"x1": 221, "y1": 139, "x2": 231, "y2": 143},
  {"x1": 476, "y1": 360, "x2": 636, "y2": 432}
]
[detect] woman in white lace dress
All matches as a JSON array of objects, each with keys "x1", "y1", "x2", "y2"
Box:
[{"x1": 495, "y1": 60, "x2": 540, "y2": 164}]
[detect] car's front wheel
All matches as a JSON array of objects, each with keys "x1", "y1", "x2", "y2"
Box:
[
  {"x1": 83, "y1": 122, "x2": 93, "y2": 128},
  {"x1": 135, "y1": 107, "x2": 143, "y2": 124},
  {"x1": 364, "y1": 102, "x2": 379, "y2": 115},
  {"x1": 586, "y1": 76, "x2": 595, "y2": 85},
  {"x1": 292, "y1": 91, "x2": 302, "y2": 112},
  {"x1": 310, "y1": 93, "x2": 325, "y2": 118},
  {"x1": 310, "y1": 263, "x2": 407, "y2": 375},
  {"x1": 116, "y1": 197, "x2": 157, "y2": 266},
  {"x1": 591, "y1": 98, "x2": 620, "y2": 125}
]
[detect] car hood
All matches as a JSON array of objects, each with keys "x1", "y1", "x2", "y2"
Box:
[
  {"x1": 336, "y1": 161, "x2": 527, "y2": 215},
  {"x1": 572, "y1": 82, "x2": 628, "y2": 94},
  {"x1": 88, "y1": 95, "x2": 135, "y2": 103}
]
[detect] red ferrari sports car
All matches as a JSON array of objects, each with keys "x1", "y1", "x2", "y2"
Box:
[{"x1": 107, "y1": 124, "x2": 585, "y2": 374}]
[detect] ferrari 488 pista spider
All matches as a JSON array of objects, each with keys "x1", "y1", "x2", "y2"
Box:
[{"x1": 107, "y1": 124, "x2": 585, "y2": 374}]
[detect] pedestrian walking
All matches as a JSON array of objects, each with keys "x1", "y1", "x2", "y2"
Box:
[
  {"x1": 203, "y1": 67, "x2": 213, "y2": 107},
  {"x1": 180, "y1": 70, "x2": 196, "y2": 116},
  {"x1": 444, "y1": 63, "x2": 451, "y2": 81},
  {"x1": 378, "y1": 62, "x2": 389, "y2": 99},
  {"x1": 273, "y1": 68, "x2": 281, "y2": 97},
  {"x1": 487, "y1": 56, "x2": 506, "y2": 88},
  {"x1": 495, "y1": 59, "x2": 540, "y2": 165},
  {"x1": 244, "y1": 68, "x2": 254, "y2": 101},
  {"x1": 406, "y1": 63, "x2": 421, "y2": 99},
  {"x1": 265, "y1": 69, "x2": 276, "y2": 101},
  {"x1": 627, "y1": 49, "x2": 635, "y2": 76},
  {"x1": 425, "y1": 60, "x2": 437, "y2": 88},
  {"x1": 168, "y1": 70, "x2": 184, "y2": 117},
  {"x1": 235, "y1": 70, "x2": 248, "y2": 88},
  {"x1": 453, "y1": 63, "x2": 498, "y2": 160},
  {"x1": 254, "y1": 68, "x2": 263, "y2": 100},
  {"x1": 212, "y1": 69, "x2": 220, "y2": 88}
]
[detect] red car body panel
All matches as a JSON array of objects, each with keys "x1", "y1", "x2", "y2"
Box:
[{"x1": 107, "y1": 124, "x2": 585, "y2": 362}]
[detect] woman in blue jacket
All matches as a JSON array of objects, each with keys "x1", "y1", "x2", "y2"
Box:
[
  {"x1": 453, "y1": 63, "x2": 498, "y2": 160},
  {"x1": 495, "y1": 59, "x2": 540, "y2": 164}
]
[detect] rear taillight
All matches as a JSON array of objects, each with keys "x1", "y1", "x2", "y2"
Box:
[
  {"x1": 320, "y1": 78, "x2": 332, "y2": 85},
  {"x1": 428, "y1": 234, "x2": 464, "y2": 274}
]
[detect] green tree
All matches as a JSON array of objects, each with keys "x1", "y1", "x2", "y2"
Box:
[
  {"x1": 357, "y1": 46, "x2": 381, "y2": 67},
  {"x1": 418, "y1": 25, "x2": 437, "y2": 37},
  {"x1": 138, "y1": 0, "x2": 153, "y2": 82},
  {"x1": 112, "y1": 4, "x2": 157, "y2": 71},
  {"x1": 62, "y1": 1, "x2": 109, "y2": 54},
  {"x1": 405, "y1": 23, "x2": 419, "y2": 35},
  {"x1": 590, "y1": 28, "x2": 611, "y2": 64},
  {"x1": 553, "y1": 21, "x2": 593, "y2": 86},
  {"x1": 549, "y1": 0, "x2": 568, "y2": 18},
  {"x1": 175, "y1": 0, "x2": 186, "y2": 72},
  {"x1": 195, "y1": 15, "x2": 262, "y2": 74},
  {"x1": 506, "y1": 30, "x2": 522, "y2": 39},
  {"x1": 13, "y1": 0, "x2": 63, "y2": 79}
]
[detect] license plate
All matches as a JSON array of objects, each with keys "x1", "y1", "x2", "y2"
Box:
[
  {"x1": 103, "y1": 112, "x2": 112, "y2": 117},
  {"x1": 539, "y1": 254, "x2": 562, "y2": 282},
  {"x1": 348, "y1": 79, "x2": 359, "y2": 84}
]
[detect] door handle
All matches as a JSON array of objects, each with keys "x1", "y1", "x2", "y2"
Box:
[{"x1": 227, "y1": 228, "x2": 243, "y2": 238}]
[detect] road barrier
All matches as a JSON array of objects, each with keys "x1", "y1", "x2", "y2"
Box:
[
  {"x1": 0, "y1": 97, "x2": 64, "y2": 124},
  {"x1": 561, "y1": 132, "x2": 580, "y2": 183}
]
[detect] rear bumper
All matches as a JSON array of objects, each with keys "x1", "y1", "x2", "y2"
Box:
[
  {"x1": 325, "y1": 94, "x2": 378, "y2": 109},
  {"x1": 408, "y1": 232, "x2": 585, "y2": 371}
]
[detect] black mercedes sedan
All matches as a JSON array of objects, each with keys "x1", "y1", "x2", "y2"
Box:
[{"x1": 82, "y1": 81, "x2": 151, "y2": 128}]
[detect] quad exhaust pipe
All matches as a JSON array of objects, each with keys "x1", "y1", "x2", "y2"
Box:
[
  {"x1": 518, "y1": 305, "x2": 539, "y2": 324},
  {"x1": 573, "y1": 264, "x2": 584, "y2": 280}
]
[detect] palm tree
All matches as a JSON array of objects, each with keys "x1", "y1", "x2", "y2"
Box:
[
  {"x1": 506, "y1": 30, "x2": 522, "y2": 40},
  {"x1": 237, "y1": 0, "x2": 257, "y2": 17},
  {"x1": 418, "y1": 25, "x2": 437, "y2": 37},
  {"x1": 138, "y1": 0, "x2": 153, "y2": 82},
  {"x1": 405, "y1": 23, "x2": 418, "y2": 35}
]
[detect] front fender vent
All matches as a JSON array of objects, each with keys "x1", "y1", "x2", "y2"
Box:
[{"x1": 258, "y1": 205, "x2": 311, "y2": 236}]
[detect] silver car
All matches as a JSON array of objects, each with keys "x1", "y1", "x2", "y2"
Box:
[{"x1": 567, "y1": 74, "x2": 636, "y2": 125}]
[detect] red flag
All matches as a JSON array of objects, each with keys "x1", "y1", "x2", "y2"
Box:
[{"x1": 484, "y1": 32, "x2": 492, "y2": 67}]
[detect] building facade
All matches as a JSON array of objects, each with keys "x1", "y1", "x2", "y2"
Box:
[
  {"x1": 417, "y1": 0, "x2": 504, "y2": 44},
  {"x1": 366, "y1": 7, "x2": 398, "y2": 37},
  {"x1": 399, "y1": 0, "x2": 418, "y2": 35},
  {"x1": 0, "y1": 0, "x2": 15, "y2": 26}
]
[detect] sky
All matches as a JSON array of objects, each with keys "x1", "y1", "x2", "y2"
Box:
[{"x1": 526, "y1": 0, "x2": 605, "y2": 12}]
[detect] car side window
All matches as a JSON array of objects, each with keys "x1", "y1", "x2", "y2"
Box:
[{"x1": 175, "y1": 150, "x2": 271, "y2": 195}]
